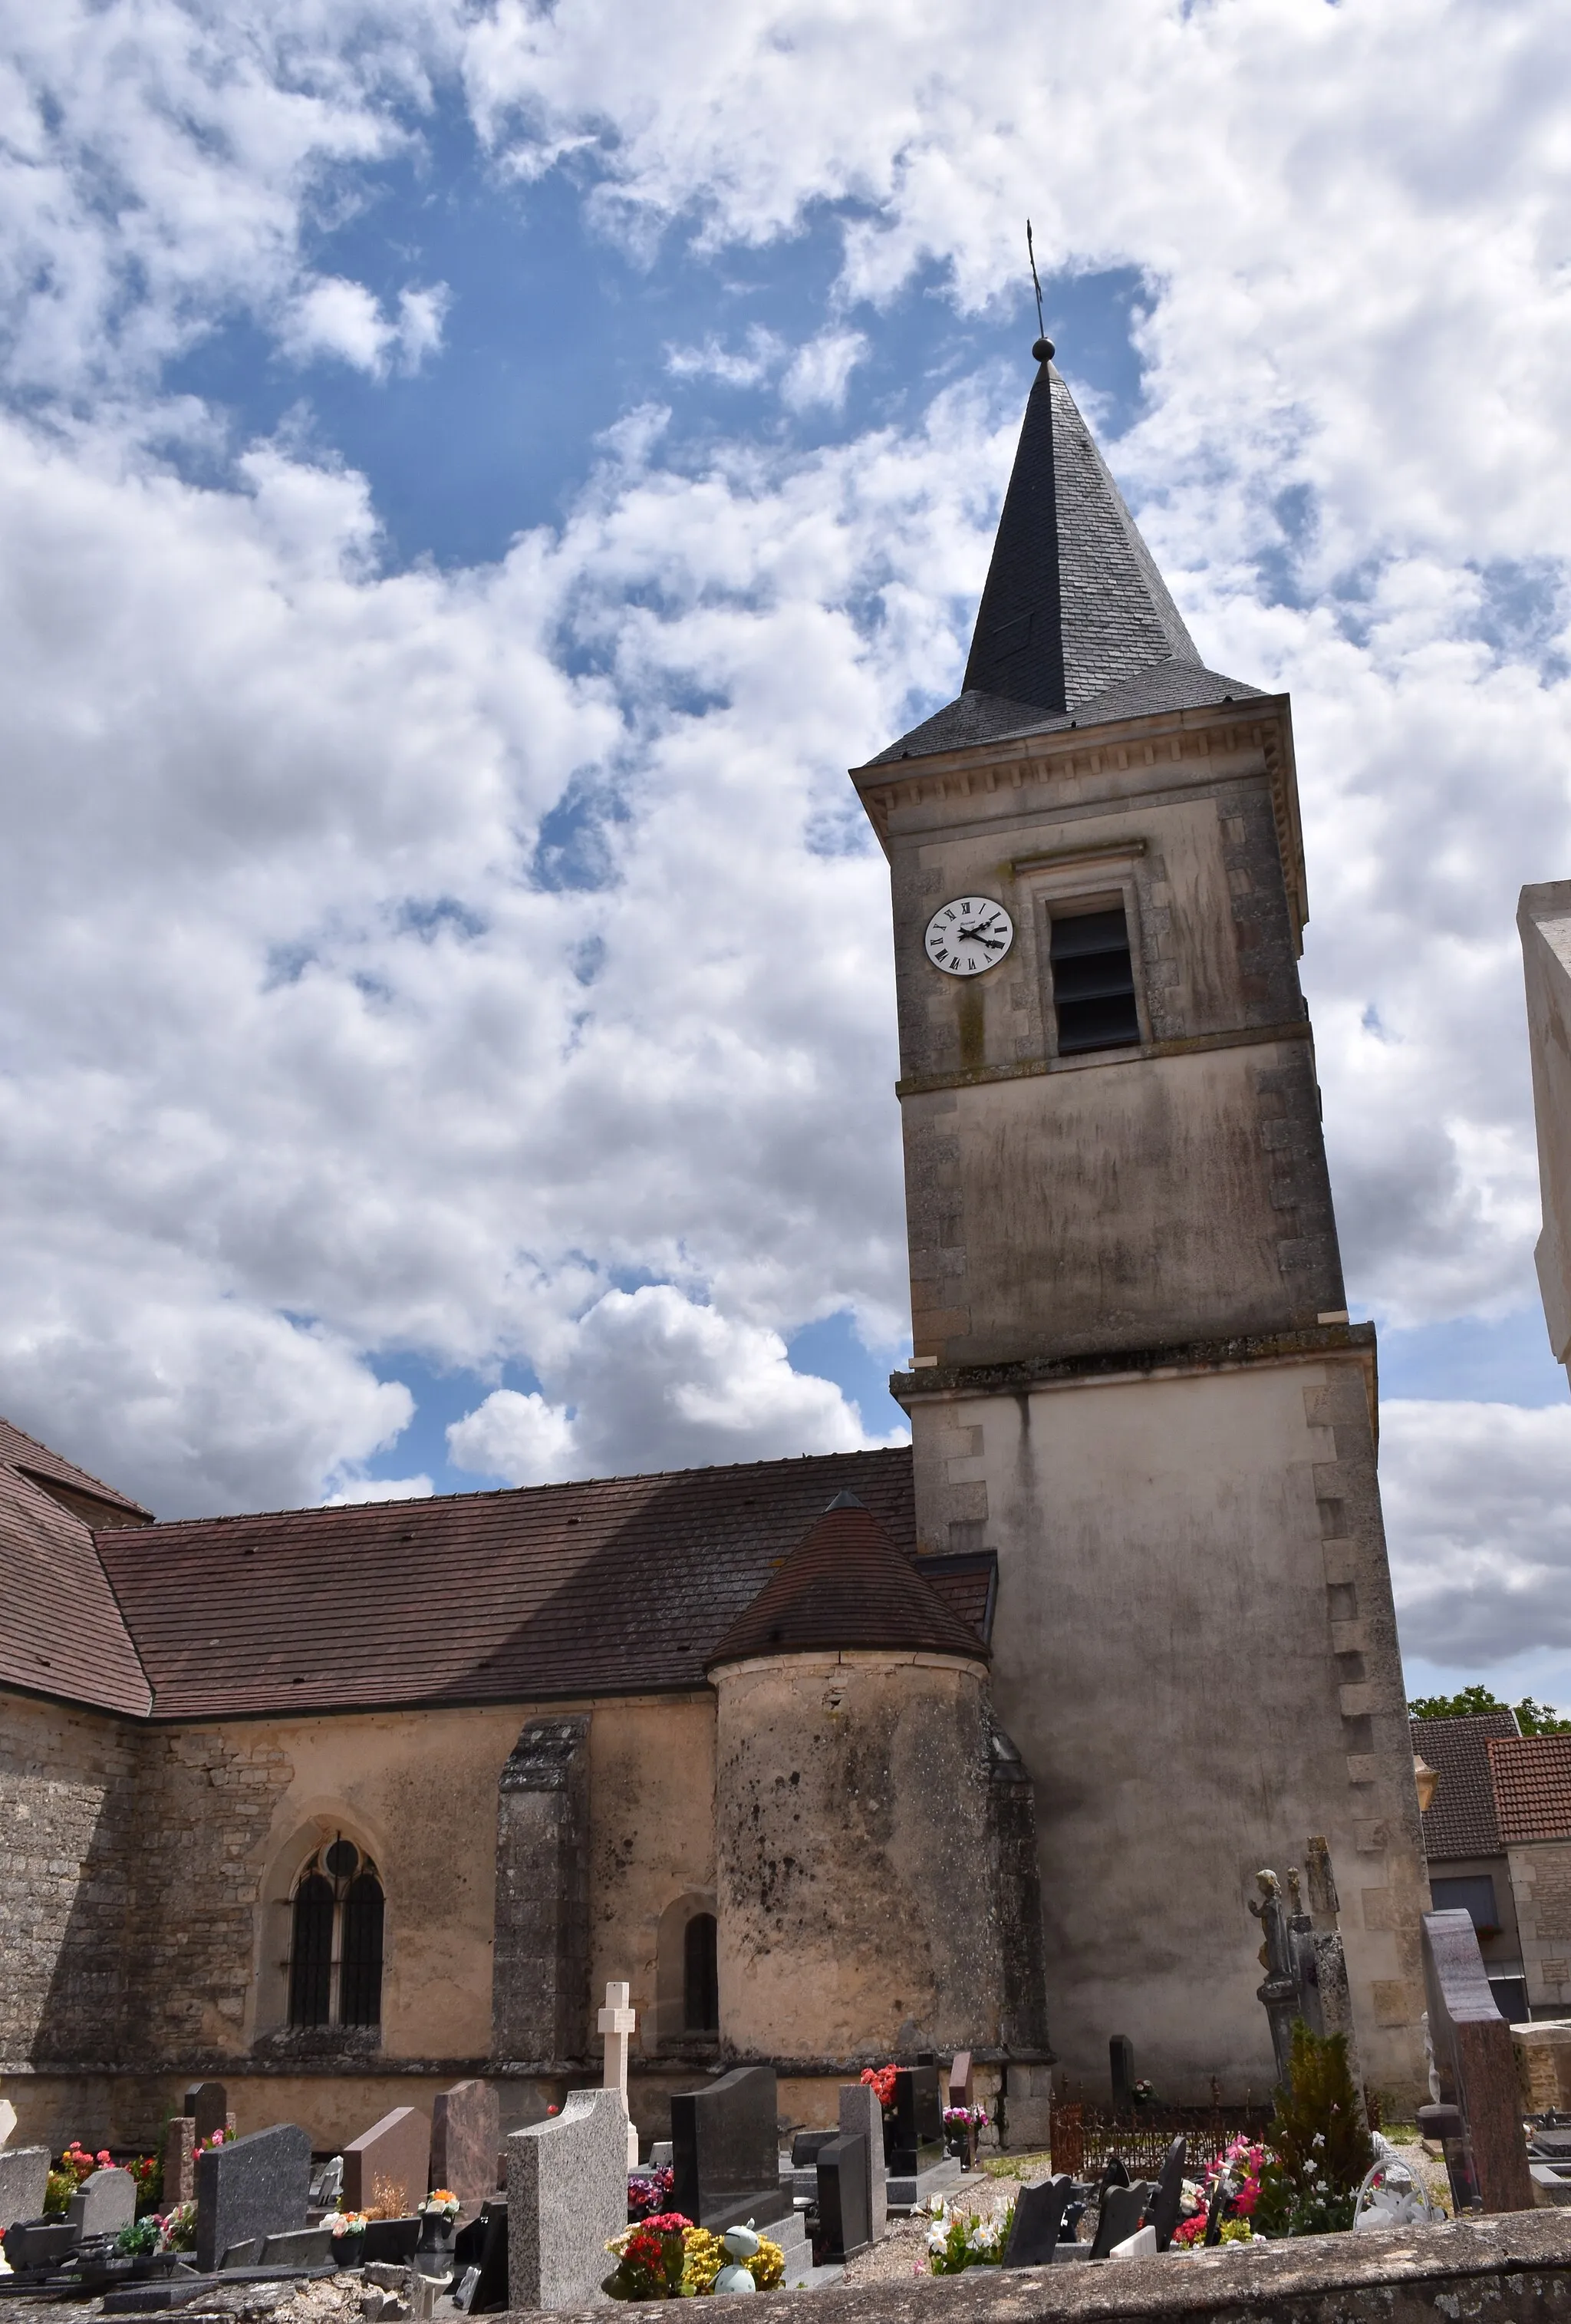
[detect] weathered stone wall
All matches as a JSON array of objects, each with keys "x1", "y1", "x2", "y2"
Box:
[
  {"x1": 712, "y1": 1648, "x2": 1004, "y2": 2065},
  {"x1": 1507, "y1": 1841, "x2": 1571, "y2": 2016}
]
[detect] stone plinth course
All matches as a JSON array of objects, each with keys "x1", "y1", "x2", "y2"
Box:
[
  {"x1": 343, "y1": 2105, "x2": 430, "y2": 2218},
  {"x1": 507, "y1": 2088, "x2": 627, "y2": 2312},
  {"x1": 195, "y1": 2123, "x2": 310, "y2": 2275},
  {"x1": 0, "y1": 2147, "x2": 48, "y2": 2232},
  {"x1": 432, "y1": 2079, "x2": 500, "y2": 2207}
]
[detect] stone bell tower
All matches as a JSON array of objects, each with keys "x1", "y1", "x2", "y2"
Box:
[{"x1": 851, "y1": 338, "x2": 1428, "y2": 2103}]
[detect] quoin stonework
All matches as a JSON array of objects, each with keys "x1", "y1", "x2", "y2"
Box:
[{"x1": 0, "y1": 338, "x2": 1431, "y2": 2154}]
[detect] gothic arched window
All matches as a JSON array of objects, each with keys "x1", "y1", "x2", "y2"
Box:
[
  {"x1": 683, "y1": 1910, "x2": 719, "y2": 2036},
  {"x1": 287, "y1": 1840, "x2": 384, "y2": 2029}
]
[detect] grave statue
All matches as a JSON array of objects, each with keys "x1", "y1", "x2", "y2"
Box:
[{"x1": 1249, "y1": 1870, "x2": 1300, "y2": 2085}]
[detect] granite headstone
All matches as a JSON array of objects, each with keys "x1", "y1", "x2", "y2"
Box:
[
  {"x1": 68, "y1": 2167, "x2": 136, "y2": 2240},
  {"x1": 344, "y1": 2106, "x2": 430, "y2": 2218},
  {"x1": 1109, "y1": 2036, "x2": 1135, "y2": 2114},
  {"x1": 1088, "y1": 2180, "x2": 1151, "y2": 2260},
  {"x1": 888, "y1": 2065, "x2": 943, "y2": 2177},
  {"x1": 1148, "y1": 2136, "x2": 1187, "y2": 2252},
  {"x1": 815, "y1": 2134, "x2": 871, "y2": 2264},
  {"x1": 195, "y1": 2123, "x2": 311, "y2": 2274},
  {"x1": 671, "y1": 2065, "x2": 792, "y2": 2233},
  {"x1": 1422, "y1": 1908, "x2": 1534, "y2": 2214},
  {"x1": 4, "y1": 2218, "x2": 77, "y2": 2272},
  {"x1": 1003, "y1": 2175, "x2": 1072, "y2": 2266},
  {"x1": 948, "y1": 2052, "x2": 974, "y2": 2111},
  {"x1": 838, "y1": 2081, "x2": 887, "y2": 2244},
  {"x1": 184, "y1": 2084, "x2": 229, "y2": 2146},
  {"x1": 431, "y1": 2082, "x2": 499, "y2": 2207},
  {"x1": 0, "y1": 2147, "x2": 48, "y2": 2232},
  {"x1": 507, "y1": 2089, "x2": 626, "y2": 2312}
]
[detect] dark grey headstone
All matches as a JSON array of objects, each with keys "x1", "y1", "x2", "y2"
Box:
[
  {"x1": 889, "y1": 2067, "x2": 943, "y2": 2177},
  {"x1": 219, "y1": 2240, "x2": 261, "y2": 2270},
  {"x1": 670, "y1": 2065, "x2": 792, "y2": 2233},
  {"x1": 259, "y1": 2227, "x2": 334, "y2": 2266},
  {"x1": 184, "y1": 2085, "x2": 229, "y2": 2146},
  {"x1": 195, "y1": 2125, "x2": 310, "y2": 2274},
  {"x1": 1003, "y1": 2175, "x2": 1072, "y2": 2266},
  {"x1": 1148, "y1": 2136, "x2": 1187, "y2": 2252},
  {"x1": 791, "y1": 2131, "x2": 838, "y2": 2168},
  {"x1": 815, "y1": 2134, "x2": 871, "y2": 2264},
  {"x1": 101, "y1": 2286, "x2": 209, "y2": 2313},
  {"x1": 361, "y1": 2217, "x2": 420, "y2": 2265},
  {"x1": 1109, "y1": 2036, "x2": 1134, "y2": 2113},
  {"x1": 5, "y1": 2217, "x2": 77, "y2": 2271},
  {"x1": 0, "y1": 2148, "x2": 49, "y2": 2232},
  {"x1": 68, "y1": 2168, "x2": 137, "y2": 2240},
  {"x1": 1088, "y1": 2180, "x2": 1150, "y2": 2260}
]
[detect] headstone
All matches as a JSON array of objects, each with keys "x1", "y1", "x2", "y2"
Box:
[
  {"x1": 598, "y1": 1981, "x2": 640, "y2": 2172},
  {"x1": 184, "y1": 2084, "x2": 229, "y2": 2146},
  {"x1": 648, "y1": 2141, "x2": 673, "y2": 2169},
  {"x1": 888, "y1": 2065, "x2": 942, "y2": 2177},
  {"x1": 432, "y1": 2082, "x2": 500, "y2": 2207},
  {"x1": 1421, "y1": 1909, "x2": 1535, "y2": 2214},
  {"x1": 165, "y1": 2118, "x2": 196, "y2": 2208},
  {"x1": 507, "y1": 2089, "x2": 627, "y2": 2312},
  {"x1": 947, "y1": 2053, "x2": 974, "y2": 2111},
  {"x1": 1109, "y1": 2036, "x2": 1135, "y2": 2113},
  {"x1": 0, "y1": 2100, "x2": 16, "y2": 2148},
  {"x1": 1147, "y1": 2136, "x2": 1187, "y2": 2253},
  {"x1": 838, "y1": 2082, "x2": 887, "y2": 2244},
  {"x1": 219, "y1": 2239, "x2": 260, "y2": 2270},
  {"x1": 4, "y1": 2217, "x2": 77, "y2": 2271},
  {"x1": 1002, "y1": 2174, "x2": 1072, "y2": 2266},
  {"x1": 0, "y1": 2148, "x2": 48, "y2": 2232},
  {"x1": 671, "y1": 2065, "x2": 792, "y2": 2233},
  {"x1": 1514, "y1": 2022, "x2": 1571, "y2": 2113},
  {"x1": 343, "y1": 2106, "x2": 431, "y2": 2218},
  {"x1": 815, "y1": 2134, "x2": 871, "y2": 2263},
  {"x1": 791, "y1": 2131, "x2": 837, "y2": 2168},
  {"x1": 68, "y1": 2167, "x2": 136, "y2": 2240},
  {"x1": 1110, "y1": 2223, "x2": 1158, "y2": 2260},
  {"x1": 1088, "y1": 2180, "x2": 1151, "y2": 2260},
  {"x1": 459, "y1": 2197, "x2": 508, "y2": 2315},
  {"x1": 194, "y1": 2123, "x2": 311, "y2": 2274},
  {"x1": 259, "y1": 2226, "x2": 334, "y2": 2265},
  {"x1": 361, "y1": 2218, "x2": 421, "y2": 2263}
]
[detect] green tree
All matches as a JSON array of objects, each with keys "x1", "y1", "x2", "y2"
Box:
[{"x1": 1408, "y1": 1684, "x2": 1571, "y2": 1732}]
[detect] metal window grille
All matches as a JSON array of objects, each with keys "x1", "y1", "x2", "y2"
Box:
[
  {"x1": 339, "y1": 1873, "x2": 385, "y2": 2028},
  {"x1": 1049, "y1": 907, "x2": 1140, "y2": 1054},
  {"x1": 286, "y1": 1843, "x2": 384, "y2": 2029},
  {"x1": 288, "y1": 1874, "x2": 334, "y2": 2027}
]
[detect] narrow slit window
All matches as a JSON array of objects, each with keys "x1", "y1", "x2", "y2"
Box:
[
  {"x1": 683, "y1": 1910, "x2": 720, "y2": 2034},
  {"x1": 1049, "y1": 906, "x2": 1141, "y2": 1054}
]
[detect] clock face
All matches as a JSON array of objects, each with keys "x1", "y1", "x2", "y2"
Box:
[{"x1": 924, "y1": 895, "x2": 1015, "y2": 977}]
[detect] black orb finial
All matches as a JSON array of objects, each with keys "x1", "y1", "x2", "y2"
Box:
[{"x1": 1033, "y1": 335, "x2": 1055, "y2": 364}]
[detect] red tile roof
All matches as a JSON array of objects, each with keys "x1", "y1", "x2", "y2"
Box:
[
  {"x1": 0, "y1": 1424, "x2": 151, "y2": 1716},
  {"x1": 94, "y1": 1447, "x2": 920, "y2": 1720},
  {"x1": 1411, "y1": 1711, "x2": 1518, "y2": 1860},
  {"x1": 706, "y1": 1493, "x2": 986, "y2": 1667},
  {"x1": 1490, "y1": 1735, "x2": 1571, "y2": 1845}
]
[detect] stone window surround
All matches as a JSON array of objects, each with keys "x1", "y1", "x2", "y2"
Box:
[
  {"x1": 249, "y1": 1811, "x2": 389, "y2": 2051},
  {"x1": 1010, "y1": 842, "x2": 1154, "y2": 1063},
  {"x1": 651, "y1": 1885, "x2": 720, "y2": 2055}
]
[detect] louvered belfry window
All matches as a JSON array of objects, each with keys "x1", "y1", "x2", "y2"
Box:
[
  {"x1": 287, "y1": 1840, "x2": 384, "y2": 2029},
  {"x1": 1049, "y1": 905, "x2": 1141, "y2": 1054}
]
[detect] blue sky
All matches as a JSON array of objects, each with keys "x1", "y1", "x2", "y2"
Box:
[{"x1": 5, "y1": 0, "x2": 1571, "y2": 1703}]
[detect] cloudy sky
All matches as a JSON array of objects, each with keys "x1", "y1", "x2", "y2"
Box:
[{"x1": 2, "y1": 0, "x2": 1570, "y2": 1703}]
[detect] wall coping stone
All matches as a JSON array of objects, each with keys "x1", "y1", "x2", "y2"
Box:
[{"x1": 502, "y1": 2213, "x2": 1571, "y2": 2324}]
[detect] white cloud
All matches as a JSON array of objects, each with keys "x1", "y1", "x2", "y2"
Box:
[
  {"x1": 664, "y1": 326, "x2": 785, "y2": 388},
  {"x1": 1383, "y1": 1399, "x2": 1571, "y2": 1669},
  {"x1": 448, "y1": 1284, "x2": 901, "y2": 1486},
  {"x1": 324, "y1": 1473, "x2": 434, "y2": 1504},
  {"x1": 779, "y1": 329, "x2": 867, "y2": 414},
  {"x1": 281, "y1": 278, "x2": 450, "y2": 375}
]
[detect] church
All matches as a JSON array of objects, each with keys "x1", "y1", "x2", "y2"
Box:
[{"x1": 0, "y1": 336, "x2": 1430, "y2": 2158}]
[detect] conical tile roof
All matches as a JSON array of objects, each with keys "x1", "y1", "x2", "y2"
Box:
[
  {"x1": 867, "y1": 345, "x2": 1263, "y2": 766},
  {"x1": 706, "y1": 1491, "x2": 988, "y2": 1668}
]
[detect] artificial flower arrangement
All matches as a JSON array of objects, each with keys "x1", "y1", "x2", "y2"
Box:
[
  {"x1": 420, "y1": 2190, "x2": 462, "y2": 2220},
  {"x1": 196, "y1": 2131, "x2": 228, "y2": 2154},
  {"x1": 44, "y1": 2143, "x2": 112, "y2": 2213},
  {"x1": 627, "y1": 2164, "x2": 676, "y2": 2221},
  {"x1": 128, "y1": 2153, "x2": 163, "y2": 2212},
  {"x1": 858, "y1": 2065, "x2": 897, "y2": 2110},
  {"x1": 1131, "y1": 2079, "x2": 1154, "y2": 2106},
  {"x1": 941, "y1": 2106, "x2": 990, "y2": 2129},
  {"x1": 114, "y1": 2219, "x2": 161, "y2": 2257},
  {"x1": 603, "y1": 2213, "x2": 785, "y2": 2298},
  {"x1": 157, "y1": 2202, "x2": 197, "y2": 2253},
  {"x1": 325, "y1": 2212, "x2": 369, "y2": 2238},
  {"x1": 925, "y1": 2193, "x2": 1016, "y2": 2274}
]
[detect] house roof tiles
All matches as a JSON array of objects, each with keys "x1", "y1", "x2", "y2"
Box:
[
  {"x1": 1490, "y1": 1734, "x2": 1571, "y2": 1845},
  {"x1": 706, "y1": 1493, "x2": 987, "y2": 1668},
  {"x1": 0, "y1": 1422, "x2": 151, "y2": 1717},
  {"x1": 1411, "y1": 1711, "x2": 1519, "y2": 1859}
]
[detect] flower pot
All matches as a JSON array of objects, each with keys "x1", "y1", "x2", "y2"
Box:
[
  {"x1": 414, "y1": 2214, "x2": 456, "y2": 2276},
  {"x1": 331, "y1": 2233, "x2": 365, "y2": 2270}
]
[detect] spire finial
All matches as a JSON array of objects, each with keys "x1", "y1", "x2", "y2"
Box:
[{"x1": 1026, "y1": 220, "x2": 1054, "y2": 365}]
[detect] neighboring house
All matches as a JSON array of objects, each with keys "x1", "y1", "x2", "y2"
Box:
[
  {"x1": 1411, "y1": 1710, "x2": 1529, "y2": 2022},
  {"x1": 1489, "y1": 1735, "x2": 1571, "y2": 2020}
]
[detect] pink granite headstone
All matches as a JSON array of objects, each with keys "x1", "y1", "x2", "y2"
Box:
[
  {"x1": 164, "y1": 2116, "x2": 196, "y2": 2207},
  {"x1": 430, "y1": 2082, "x2": 500, "y2": 2207},
  {"x1": 1421, "y1": 1908, "x2": 1534, "y2": 2214},
  {"x1": 342, "y1": 2107, "x2": 430, "y2": 2217}
]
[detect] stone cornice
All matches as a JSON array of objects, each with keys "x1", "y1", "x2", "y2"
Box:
[
  {"x1": 892, "y1": 1320, "x2": 1378, "y2": 1407},
  {"x1": 895, "y1": 1014, "x2": 1312, "y2": 1100}
]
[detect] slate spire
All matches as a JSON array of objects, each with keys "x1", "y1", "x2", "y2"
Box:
[{"x1": 961, "y1": 338, "x2": 1202, "y2": 718}]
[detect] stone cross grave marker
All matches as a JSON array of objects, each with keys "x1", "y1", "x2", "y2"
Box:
[
  {"x1": 195, "y1": 2125, "x2": 311, "y2": 2273},
  {"x1": 1421, "y1": 1908, "x2": 1533, "y2": 2214},
  {"x1": 507, "y1": 2089, "x2": 628, "y2": 2312},
  {"x1": 838, "y1": 2080, "x2": 887, "y2": 2244},
  {"x1": 598, "y1": 1980, "x2": 640, "y2": 2171},
  {"x1": 68, "y1": 2167, "x2": 135, "y2": 2241},
  {"x1": 431, "y1": 2081, "x2": 500, "y2": 2208},
  {"x1": 344, "y1": 2106, "x2": 430, "y2": 2219}
]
